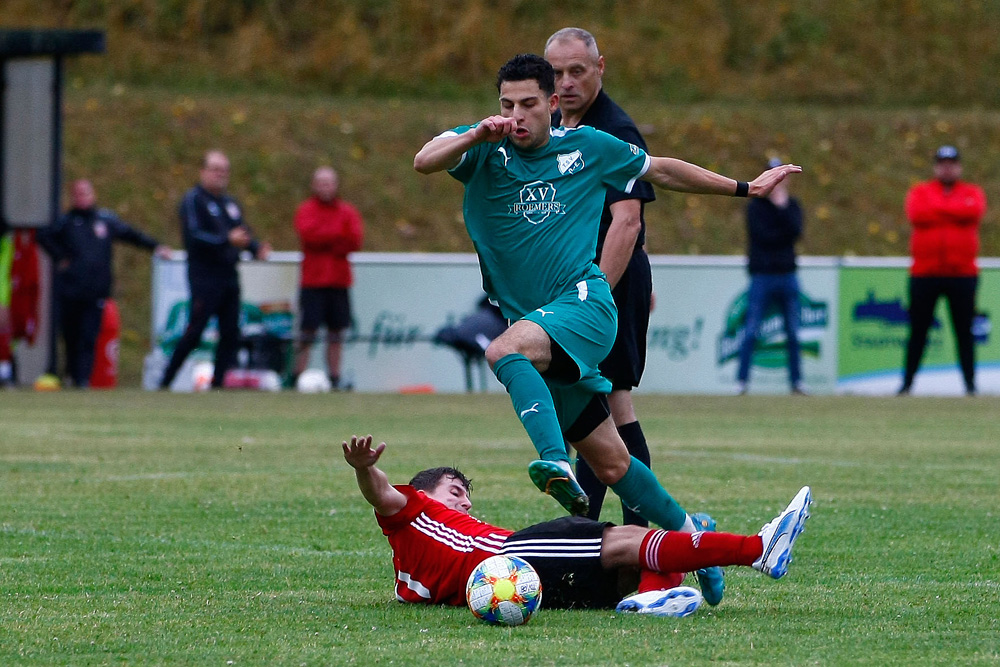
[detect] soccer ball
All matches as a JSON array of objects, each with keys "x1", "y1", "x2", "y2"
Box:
[
  {"x1": 257, "y1": 370, "x2": 283, "y2": 392},
  {"x1": 466, "y1": 555, "x2": 542, "y2": 626},
  {"x1": 296, "y1": 368, "x2": 332, "y2": 393},
  {"x1": 191, "y1": 361, "x2": 214, "y2": 392}
]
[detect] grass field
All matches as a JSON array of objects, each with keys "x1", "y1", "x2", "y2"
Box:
[{"x1": 2, "y1": 391, "x2": 998, "y2": 665}]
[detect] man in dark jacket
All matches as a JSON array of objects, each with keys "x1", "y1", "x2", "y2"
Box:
[
  {"x1": 736, "y1": 157, "x2": 805, "y2": 395},
  {"x1": 159, "y1": 151, "x2": 271, "y2": 390},
  {"x1": 39, "y1": 179, "x2": 171, "y2": 387}
]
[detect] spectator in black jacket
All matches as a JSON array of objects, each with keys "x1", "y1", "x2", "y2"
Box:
[
  {"x1": 159, "y1": 150, "x2": 271, "y2": 390},
  {"x1": 736, "y1": 157, "x2": 806, "y2": 395},
  {"x1": 39, "y1": 179, "x2": 171, "y2": 387}
]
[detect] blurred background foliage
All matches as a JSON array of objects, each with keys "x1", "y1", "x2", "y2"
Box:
[
  {"x1": 6, "y1": 0, "x2": 1000, "y2": 105},
  {"x1": 3, "y1": 0, "x2": 1000, "y2": 382}
]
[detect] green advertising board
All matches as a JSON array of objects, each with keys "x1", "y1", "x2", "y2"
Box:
[{"x1": 838, "y1": 260, "x2": 1000, "y2": 394}]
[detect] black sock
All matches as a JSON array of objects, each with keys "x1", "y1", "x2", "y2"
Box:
[
  {"x1": 618, "y1": 421, "x2": 651, "y2": 527},
  {"x1": 575, "y1": 455, "x2": 607, "y2": 522}
]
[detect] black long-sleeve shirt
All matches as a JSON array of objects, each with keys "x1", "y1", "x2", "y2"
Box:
[
  {"x1": 39, "y1": 206, "x2": 160, "y2": 300},
  {"x1": 553, "y1": 89, "x2": 656, "y2": 257},
  {"x1": 745, "y1": 197, "x2": 803, "y2": 274},
  {"x1": 179, "y1": 184, "x2": 260, "y2": 285}
]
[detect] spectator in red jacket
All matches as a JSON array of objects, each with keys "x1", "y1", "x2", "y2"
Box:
[
  {"x1": 899, "y1": 145, "x2": 986, "y2": 396},
  {"x1": 293, "y1": 167, "x2": 364, "y2": 389}
]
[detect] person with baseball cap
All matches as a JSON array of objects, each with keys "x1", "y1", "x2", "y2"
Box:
[{"x1": 899, "y1": 145, "x2": 986, "y2": 396}]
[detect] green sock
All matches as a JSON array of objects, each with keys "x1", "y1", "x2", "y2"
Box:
[
  {"x1": 610, "y1": 457, "x2": 687, "y2": 530},
  {"x1": 493, "y1": 353, "x2": 567, "y2": 462}
]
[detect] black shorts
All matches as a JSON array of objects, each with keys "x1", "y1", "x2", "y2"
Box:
[
  {"x1": 600, "y1": 250, "x2": 652, "y2": 390},
  {"x1": 501, "y1": 516, "x2": 620, "y2": 609},
  {"x1": 298, "y1": 287, "x2": 352, "y2": 333}
]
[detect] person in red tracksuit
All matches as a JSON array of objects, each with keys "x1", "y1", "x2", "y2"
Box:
[
  {"x1": 293, "y1": 166, "x2": 364, "y2": 388},
  {"x1": 899, "y1": 145, "x2": 987, "y2": 396}
]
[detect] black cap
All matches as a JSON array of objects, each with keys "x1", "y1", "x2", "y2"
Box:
[{"x1": 935, "y1": 145, "x2": 960, "y2": 161}]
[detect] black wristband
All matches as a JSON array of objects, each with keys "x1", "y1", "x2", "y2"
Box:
[{"x1": 734, "y1": 181, "x2": 749, "y2": 197}]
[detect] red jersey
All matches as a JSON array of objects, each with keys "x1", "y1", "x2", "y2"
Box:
[
  {"x1": 375, "y1": 485, "x2": 513, "y2": 605},
  {"x1": 294, "y1": 196, "x2": 364, "y2": 288},
  {"x1": 905, "y1": 179, "x2": 986, "y2": 277}
]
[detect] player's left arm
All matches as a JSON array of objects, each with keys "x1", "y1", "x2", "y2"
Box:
[
  {"x1": 343, "y1": 435, "x2": 407, "y2": 516},
  {"x1": 601, "y1": 198, "x2": 642, "y2": 288},
  {"x1": 642, "y1": 157, "x2": 801, "y2": 198}
]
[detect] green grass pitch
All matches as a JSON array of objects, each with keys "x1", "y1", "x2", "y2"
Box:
[{"x1": 2, "y1": 391, "x2": 998, "y2": 665}]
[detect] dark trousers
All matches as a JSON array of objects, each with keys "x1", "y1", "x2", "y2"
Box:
[
  {"x1": 903, "y1": 275, "x2": 978, "y2": 392},
  {"x1": 161, "y1": 280, "x2": 242, "y2": 388},
  {"x1": 59, "y1": 296, "x2": 104, "y2": 387},
  {"x1": 737, "y1": 272, "x2": 802, "y2": 387}
]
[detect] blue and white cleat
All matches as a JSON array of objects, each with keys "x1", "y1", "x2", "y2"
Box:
[
  {"x1": 616, "y1": 586, "x2": 703, "y2": 618},
  {"x1": 689, "y1": 512, "x2": 725, "y2": 606},
  {"x1": 528, "y1": 459, "x2": 590, "y2": 517},
  {"x1": 753, "y1": 486, "x2": 812, "y2": 579}
]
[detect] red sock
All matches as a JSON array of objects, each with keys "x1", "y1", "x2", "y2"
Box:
[
  {"x1": 638, "y1": 569, "x2": 686, "y2": 593},
  {"x1": 0, "y1": 331, "x2": 11, "y2": 362},
  {"x1": 639, "y1": 529, "x2": 763, "y2": 573}
]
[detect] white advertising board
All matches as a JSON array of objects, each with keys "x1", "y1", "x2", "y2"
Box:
[{"x1": 147, "y1": 252, "x2": 840, "y2": 395}]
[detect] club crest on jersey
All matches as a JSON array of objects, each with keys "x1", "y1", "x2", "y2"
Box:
[
  {"x1": 556, "y1": 150, "x2": 584, "y2": 175},
  {"x1": 509, "y1": 180, "x2": 565, "y2": 225}
]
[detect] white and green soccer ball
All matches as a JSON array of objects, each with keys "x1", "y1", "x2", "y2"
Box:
[{"x1": 466, "y1": 555, "x2": 542, "y2": 626}]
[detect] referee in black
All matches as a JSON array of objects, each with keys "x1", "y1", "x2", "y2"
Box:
[
  {"x1": 545, "y1": 28, "x2": 656, "y2": 527},
  {"x1": 544, "y1": 27, "x2": 726, "y2": 608},
  {"x1": 159, "y1": 150, "x2": 271, "y2": 390}
]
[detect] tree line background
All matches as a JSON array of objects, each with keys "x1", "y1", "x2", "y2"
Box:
[{"x1": 7, "y1": 0, "x2": 1000, "y2": 105}]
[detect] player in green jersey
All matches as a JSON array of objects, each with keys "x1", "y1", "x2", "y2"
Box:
[{"x1": 414, "y1": 55, "x2": 799, "y2": 604}]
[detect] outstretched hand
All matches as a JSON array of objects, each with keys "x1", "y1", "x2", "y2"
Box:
[
  {"x1": 474, "y1": 115, "x2": 517, "y2": 143},
  {"x1": 342, "y1": 435, "x2": 386, "y2": 470},
  {"x1": 749, "y1": 164, "x2": 802, "y2": 198}
]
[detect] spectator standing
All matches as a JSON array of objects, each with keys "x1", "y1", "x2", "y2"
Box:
[
  {"x1": 159, "y1": 151, "x2": 271, "y2": 390},
  {"x1": 38, "y1": 179, "x2": 171, "y2": 388},
  {"x1": 736, "y1": 157, "x2": 805, "y2": 395},
  {"x1": 544, "y1": 28, "x2": 655, "y2": 528},
  {"x1": 899, "y1": 145, "x2": 986, "y2": 396},
  {"x1": 293, "y1": 166, "x2": 364, "y2": 389}
]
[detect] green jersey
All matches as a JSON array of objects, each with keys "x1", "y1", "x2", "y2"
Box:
[{"x1": 447, "y1": 124, "x2": 649, "y2": 319}]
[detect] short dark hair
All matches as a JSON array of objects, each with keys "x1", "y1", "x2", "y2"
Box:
[
  {"x1": 496, "y1": 53, "x2": 555, "y2": 97},
  {"x1": 409, "y1": 467, "x2": 473, "y2": 494}
]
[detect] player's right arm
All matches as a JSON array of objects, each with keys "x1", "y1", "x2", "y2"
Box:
[
  {"x1": 413, "y1": 116, "x2": 516, "y2": 174},
  {"x1": 343, "y1": 435, "x2": 407, "y2": 516}
]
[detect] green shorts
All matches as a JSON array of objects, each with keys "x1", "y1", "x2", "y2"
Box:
[{"x1": 523, "y1": 277, "x2": 617, "y2": 429}]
